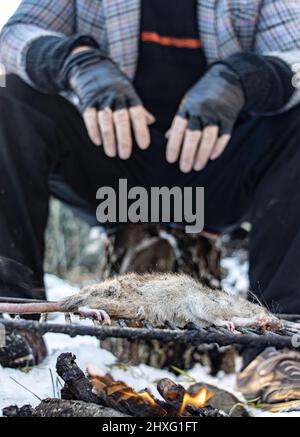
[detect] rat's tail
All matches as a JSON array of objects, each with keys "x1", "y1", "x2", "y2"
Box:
[{"x1": 0, "y1": 302, "x2": 61, "y2": 315}]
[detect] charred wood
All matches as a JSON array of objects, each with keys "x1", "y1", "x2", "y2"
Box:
[
  {"x1": 2, "y1": 400, "x2": 128, "y2": 417},
  {"x1": 1, "y1": 318, "x2": 296, "y2": 349}
]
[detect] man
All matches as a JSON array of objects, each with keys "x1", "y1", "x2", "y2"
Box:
[{"x1": 1, "y1": 0, "x2": 300, "y2": 405}]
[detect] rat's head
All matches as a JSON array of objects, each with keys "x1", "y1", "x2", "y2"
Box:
[{"x1": 240, "y1": 298, "x2": 283, "y2": 331}]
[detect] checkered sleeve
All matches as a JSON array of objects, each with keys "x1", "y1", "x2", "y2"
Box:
[
  {"x1": 0, "y1": 0, "x2": 76, "y2": 86},
  {"x1": 255, "y1": 0, "x2": 300, "y2": 111}
]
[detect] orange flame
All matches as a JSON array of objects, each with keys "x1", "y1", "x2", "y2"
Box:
[
  {"x1": 122, "y1": 390, "x2": 157, "y2": 407},
  {"x1": 88, "y1": 364, "x2": 213, "y2": 417},
  {"x1": 88, "y1": 365, "x2": 161, "y2": 408},
  {"x1": 179, "y1": 388, "x2": 214, "y2": 416}
]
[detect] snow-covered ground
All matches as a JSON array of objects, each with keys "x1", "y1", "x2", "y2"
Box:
[{"x1": 1, "y1": 255, "x2": 299, "y2": 418}]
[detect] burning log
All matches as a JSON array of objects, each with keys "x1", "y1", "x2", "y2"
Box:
[
  {"x1": 157, "y1": 378, "x2": 224, "y2": 417},
  {"x1": 88, "y1": 366, "x2": 226, "y2": 417},
  {"x1": 88, "y1": 366, "x2": 168, "y2": 417},
  {"x1": 158, "y1": 378, "x2": 187, "y2": 403},
  {"x1": 189, "y1": 383, "x2": 250, "y2": 417}
]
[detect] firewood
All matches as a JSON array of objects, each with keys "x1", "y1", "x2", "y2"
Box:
[
  {"x1": 2, "y1": 404, "x2": 34, "y2": 417},
  {"x1": 56, "y1": 353, "x2": 166, "y2": 417},
  {"x1": 89, "y1": 370, "x2": 167, "y2": 417},
  {"x1": 157, "y1": 378, "x2": 186, "y2": 403},
  {"x1": 2, "y1": 354, "x2": 227, "y2": 418},
  {"x1": 157, "y1": 378, "x2": 226, "y2": 417},
  {"x1": 158, "y1": 378, "x2": 200, "y2": 416},
  {"x1": 89, "y1": 369, "x2": 226, "y2": 417},
  {"x1": 3, "y1": 400, "x2": 128, "y2": 417},
  {"x1": 56, "y1": 353, "x2": 100, "y2": 405},
  {"x1": 34, "y1": 399, "x2": 129, "y2": 417},
  {"x1": 189, "y1": 383, "x2": 250, "y2": 417}
]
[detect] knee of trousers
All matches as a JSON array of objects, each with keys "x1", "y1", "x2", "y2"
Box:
[
  {"x1": 0, "y1": 74, "x2": 39, "y2": 102},
  {"x1": 0, "y1": 74, "x2": 82, "y2": 131},
  {"x1": 267, "y1": 104, "x2": 300, "y2": 143}
]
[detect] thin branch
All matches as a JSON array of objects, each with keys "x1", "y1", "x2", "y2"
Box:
[{"x1": 1, "y1": 318, "x2": 297, "y2": 349}]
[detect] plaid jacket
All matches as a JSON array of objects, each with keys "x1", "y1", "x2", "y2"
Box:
[{"x1": 1, "y1": 0, "x2": 300, "y2": 111}]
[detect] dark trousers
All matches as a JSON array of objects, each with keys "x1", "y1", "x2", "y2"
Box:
[{"x1": 1, "y1": 75, "x2": 300, "y2": 313}]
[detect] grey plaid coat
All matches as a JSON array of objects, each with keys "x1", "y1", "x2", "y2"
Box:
[{"x1": 1, "y1": 0, "x2": 300, "y2": 111}]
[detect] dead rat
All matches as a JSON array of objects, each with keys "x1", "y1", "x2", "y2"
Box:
[{"x1": 0, "y1": 273, "x2": 282, "y2": 332}]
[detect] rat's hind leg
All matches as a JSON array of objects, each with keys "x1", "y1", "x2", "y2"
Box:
[
  {"x1": 78, "y1": 307, "x2": 111, "y2": 325},
  {"x1": 231, "y1": 316, "x2": 257, "y2": 328},
  {"x1": 214, "y1": 319, "x2": 236, "y2": 332}
]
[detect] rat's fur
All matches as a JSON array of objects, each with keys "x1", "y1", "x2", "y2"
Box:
[
  {"x1": 0, "y1": 273, "x2": 282, "y2": 330},
  {"x1": 60, "y1": 273, "x2": 281, "y2": 329}
]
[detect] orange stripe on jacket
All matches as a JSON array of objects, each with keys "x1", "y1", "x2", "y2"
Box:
[{"x1": 141, "y1": 31, "x2": 202, "y2": 49}]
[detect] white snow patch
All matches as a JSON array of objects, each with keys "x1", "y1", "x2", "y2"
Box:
[{"x1": 221, "y1": 256, "x2": 249, "y2": 295}]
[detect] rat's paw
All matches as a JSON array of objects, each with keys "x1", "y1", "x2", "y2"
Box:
[
  {"x1": 78, "y1": 307, "x2": 111, "y2": 325},
  {"x1": 225, "y1": 321, "x2": 236, "y2": 333},
  {"x1": 215, "y1": 320, "x2": 237, "y2": 333}
]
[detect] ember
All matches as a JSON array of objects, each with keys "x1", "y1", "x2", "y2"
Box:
[
  {"x1": 122, "y1": 391, "x2": 158, "y2": 408},
  {"x1": 88, "y1": 365, "x2": 168, "y2": 416},
  {"x1": 88, "y1": 365, "x2": 215, "y2": 417},
  {"x1": 179, "y1": 388, "x2": 214, "y2": 416}
]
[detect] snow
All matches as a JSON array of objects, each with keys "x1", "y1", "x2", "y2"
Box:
[
  {"x1": 0, "y1": 258, "x2": 299, "y2": 417},
  {"x1": 0, "y1": 1, "x2": 20, "y2": 30},
  {"x1": 221, "y1": 256, "x2": 249, "y2": 296}
]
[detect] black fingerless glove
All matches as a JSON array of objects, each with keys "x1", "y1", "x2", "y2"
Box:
[
  {"x1": 26, "y1": 37, "x2": 142, "y2": 113},
  {"x1": 60, "y1": 48, "x2": 142, "y2": 112},
  {"x1": 178, "y1": 64, "x2": 245, "y2": 134},
  {"x1": 178, "y1": 52, "x2": 294, "y2": 135}
]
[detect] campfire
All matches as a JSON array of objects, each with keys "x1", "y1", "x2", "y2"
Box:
[
  {"x1": 88, "y1": 364, "x2": 215, "y2": 417},
  {"x1": 2, "y1": 353, "x2": 226, "y2": 418}
]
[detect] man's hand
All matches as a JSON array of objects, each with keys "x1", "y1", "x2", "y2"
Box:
[
  {"x1": 83, "y1": 104, "x2": 155, "y2": 159},
  {"x1": 166, "y1": 64, "x2": 245, "y2": 173},
  {"x1": 63, "y1": 47, "x2": 155, "y2": 159}
]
